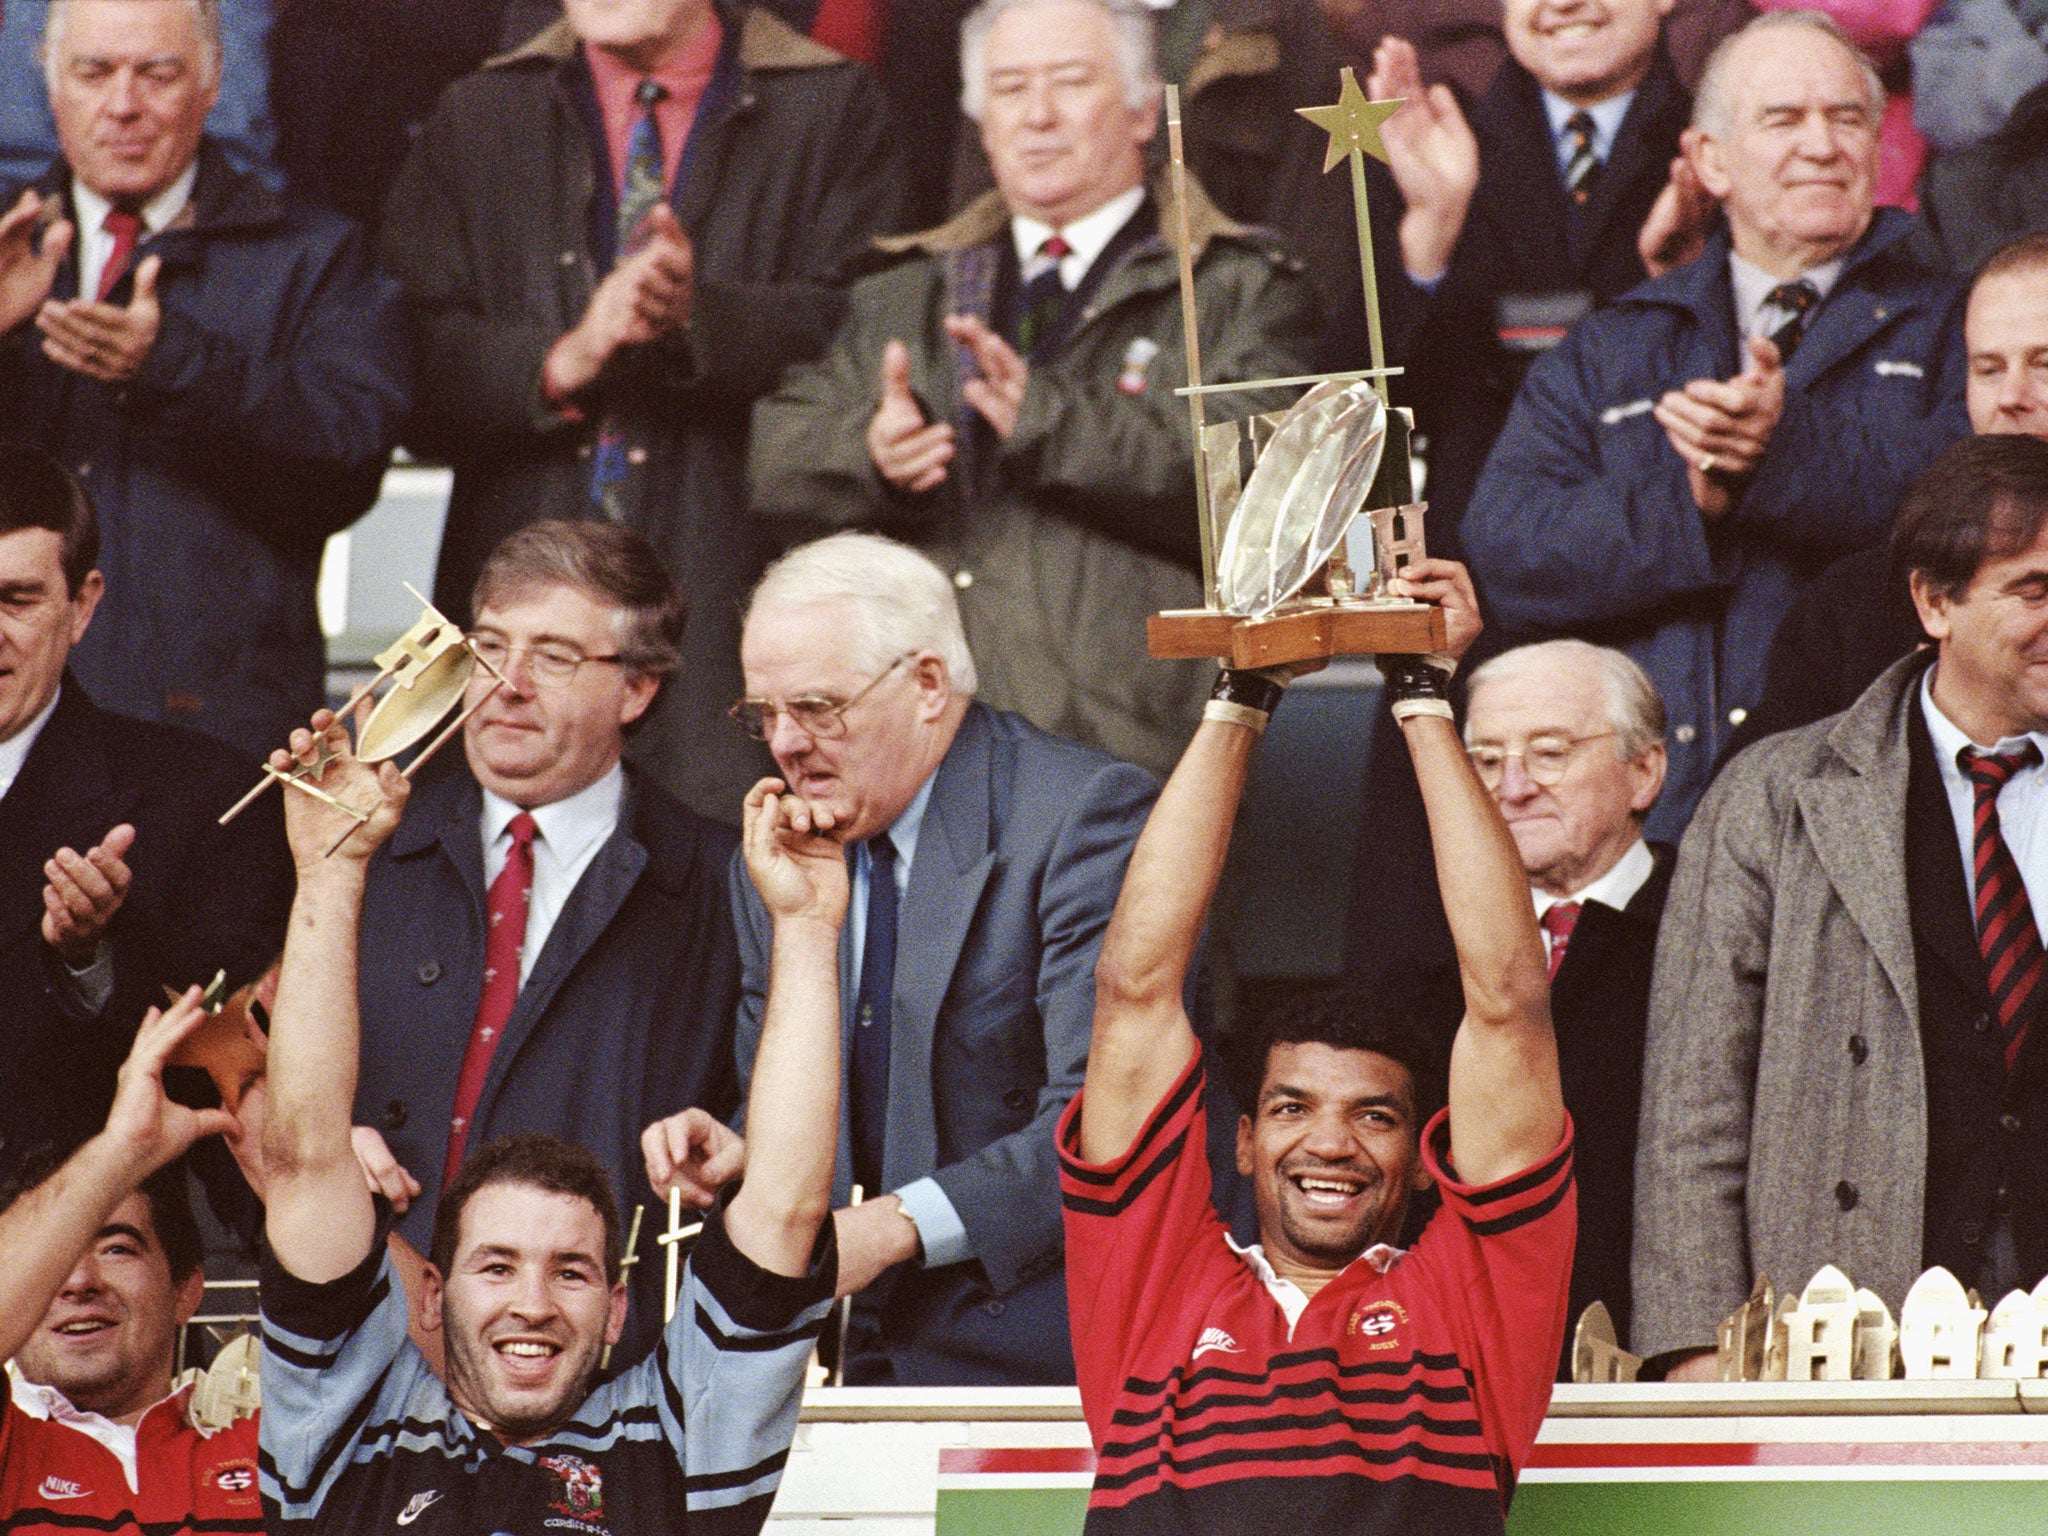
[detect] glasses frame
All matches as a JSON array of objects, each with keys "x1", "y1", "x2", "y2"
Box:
[
  {"x1": 1465, "y1": 730, "x2": 1620, "y2": 788},
  {"x1": 730, "y1": 653, "x2": 916, "y2": 741},
  {"x1": 463, "y1": 631, "x2": 626, "y2": 687}
]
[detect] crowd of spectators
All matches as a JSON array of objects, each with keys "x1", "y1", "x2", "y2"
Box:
[{"x1": 3, "y1": 0, "x2": 2048, "y2": 1522}]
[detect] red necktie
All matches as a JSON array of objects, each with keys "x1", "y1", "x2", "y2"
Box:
[
  {"x1": 443, "y1": 812, "x2": 537, "y2": 1186},
  {"x1": 1961, "y1": 743, "x2": 2044, "y2": 1070},
  {"x1": 98, "y1": 208, "x2": 142, "y2": 302},
  {"x1": 1541, "y1": 901, "x2": 1581, "y2": 981},
  {"x1": 809, "y1": 0, "x2": 882, "y2": 66}
]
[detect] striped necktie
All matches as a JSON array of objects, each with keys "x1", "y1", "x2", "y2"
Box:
[
  {"x1": 1562, "y1": 111, "x2": 1600, "y2": 203},
  {"x1": 1764, "y1": 279, "x2": 1821, "y2": 362},
  {"x1": 592, "y1": 77, "x2": 670, "y2": 514},
  {"x1": 1961, "y1": 742, "x2": 2045, "y2": 1071},
  {"x1": 1016, "y1": 234, "x2": 1072, "y2": 355}
]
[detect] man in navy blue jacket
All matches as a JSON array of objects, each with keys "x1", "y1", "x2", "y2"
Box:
[
  {"x1": 1461, "y1": 10, "x2": 1969, "y2": 835},
  {"x1": 0, "y1": 0, "x2": 407, "y2": 761}
]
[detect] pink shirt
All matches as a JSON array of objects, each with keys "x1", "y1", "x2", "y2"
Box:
[{"x1": 584, "y1": 17, "x2": 724, "y2": 200}]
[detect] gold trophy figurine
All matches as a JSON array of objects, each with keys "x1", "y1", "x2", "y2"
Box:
[{"x1": 1146, "y1": 70, "x2": 1448, "y2": 670}]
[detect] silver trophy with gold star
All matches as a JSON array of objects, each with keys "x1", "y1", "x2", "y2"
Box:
[{"x1": 1147, "y1": 69, "x2": 1446, "y2": 668}]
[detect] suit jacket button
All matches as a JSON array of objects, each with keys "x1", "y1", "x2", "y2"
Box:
[
  {"x1": 417, "y1": 960, "x2": 442, "y2": 985},
  {"x1": 983, "y1": 1299, "x2": 1006, "y2": 1317},
  {"x1": 2001, "y1": 1112, "x2": 2022, "y2": 1133},
  {"x1": 1004, "y1": 1088, "x2": 1030, "y2": 1112},
  {"x1": 1834, "y1": 1180, "x2": 1859, "y2": 1211},
  {"x1": 1974, "y1": 1012, "x2": 1993, "y2": 1034},
  {"x1": 1847, "y1": 1035, "x2": 1869, "y2": 1065},
  {"x1": 385, "y1": 1100, "x2": 408, "y2": 1130}
]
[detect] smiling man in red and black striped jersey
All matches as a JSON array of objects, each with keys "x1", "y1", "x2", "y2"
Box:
[{"x1": 1061, "y1": 558, "x2": 1574, "y2": 1535}]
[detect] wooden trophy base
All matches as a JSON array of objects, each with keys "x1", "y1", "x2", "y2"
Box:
[{"x1": 1148, "y1": 600, "x2": 1447, "y2": 669}]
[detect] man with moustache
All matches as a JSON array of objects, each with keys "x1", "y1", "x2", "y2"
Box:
[
  {"x1": 256, "y1": 706, "x2": 844, "y2": 1535},
  {"x1": 1060, "y1": 557, "x2": 1572, "y2": 1534},
  {"x1": 1462, "y1": 10, "x2": 1970, "y2": 836},
  {"x1": 347, "y1": 520, "x2": 742, "y2": 1367}
]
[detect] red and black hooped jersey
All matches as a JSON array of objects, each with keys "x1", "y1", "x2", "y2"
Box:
[
  {"x1": 1057, "y1": 1054, "x2": 1574, "y2": 1536},
  {"x1": 0, "y1": 1385, "x2": 262, "y2": 1536}
]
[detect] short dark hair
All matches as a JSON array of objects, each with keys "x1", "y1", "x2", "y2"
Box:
[
  {"x1": 1223, "y1": 983, "x2": 1453, "y2": 1133},
  {"x1": 0, "y1": 442, "x2": 99, "y2": 597},
  {"x1": 431, "y1": 1134, "x2": 623, "y2": 1285},
  {"x1": 471, "y1": 520, "x2": 686, "y2": 675},
  {"x1": 1890, "y1": 435, "x2": 2048, "y2": 603},
  {"x1": 0, "y1": 1146, "x2": 203, "y2": 1284},
  {"x1": 1974, "y1": 231, "x2": 2048, "y2": 292}
]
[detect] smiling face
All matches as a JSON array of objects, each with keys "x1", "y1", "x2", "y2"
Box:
[
  {"x1": 428, "y1": 1183, "x2": 626, "y2": 1444},
  {"x1": 1465, "y1": 656, "x2": 1664, "y2": 898},
  {"x1": 977, "y1": 0, "x2": 1155, "y2": 229},
  {"x1": 1916, "y1": 514, "x2": 2048, "y2": 744},
  {"x1": 462, "y1": 581, "x2": 658, "y2": 810},
  {"x1": 1504, "y1": 0, "x2": 1672, "y2": 108},
  {"x1": 1693, "y1": 27, "x2": 1878, "y2": 276},
  {"x1": 739, "y1": 597, "x2": 961, "y2": 843},
  {"x1": 15, "y1": 1192, "x2": 200, "y2": 1424},
  {"x1": 1967, "y1": 267, "x2": 2048, "y2": 440},
  {"x1": 1235, "y1": 1043, "x2": 1430, "y2": 1277},
  {"x1": 47, "y1": 0, "x2": 218, "y2": 206},
  {"x1": 0, "y1": 526, "x2": 101, "y2": 747}
]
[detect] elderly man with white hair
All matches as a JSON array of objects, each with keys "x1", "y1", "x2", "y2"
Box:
[
  {"x1": 1463, "y1": 638, "x2": 1672, "y2": 1366},
  {"x1": 749, "y1": 0, "x2": 1320, "y2": 782},
  {"x1": 1462, "y1": 7, "x2": 1969, "y2": 838},
  {"x1": 725, "y1": 530, "x2": 1156, "y2": 1384}
]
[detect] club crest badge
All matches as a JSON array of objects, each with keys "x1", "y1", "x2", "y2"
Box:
[
  {"x1": 541, "y1": 1454, "x2": 605, "y2": 1523},
  {"x1": 1348, "y1": 1297, "x2": 1409, "y2": 1349}
]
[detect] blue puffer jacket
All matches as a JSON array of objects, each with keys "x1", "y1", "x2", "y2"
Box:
[
  {"x1": 1462, "y1": 210, "x2": 1968, "y2": 837},
  {"x1": 0, "y1": 142, "x2": 408, "y2": 759}
]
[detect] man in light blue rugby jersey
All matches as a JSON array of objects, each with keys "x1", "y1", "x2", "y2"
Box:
[{"x1": 252, "y1": 709, "x2": 847, "y2": 1536}]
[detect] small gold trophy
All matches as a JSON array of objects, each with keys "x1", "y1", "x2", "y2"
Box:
[{"x1": 1147, "y1": 69, "x2": 1447, "y2": 669}]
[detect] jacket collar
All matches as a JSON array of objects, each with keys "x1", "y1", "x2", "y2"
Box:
[
  {"x1": 488, "y1": 4, "x2": 844, "y2": 74},
  {"x1": 38, "y1": 139, "x2": 284, "y2": 241},
  {"x1": 1627, "y1": 205, "x2": 1921, "y2": 320},
  {"x1": 1822, "y1": 649, "x2": 1931, "y2": 778},
  {"x1": 877, "y1": 168, "x2": 1241, "y2": 265}
]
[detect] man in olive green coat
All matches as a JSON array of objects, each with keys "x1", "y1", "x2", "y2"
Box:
[{"x1": 748, "y1": 0, "x2": 1320, "y2": 778}]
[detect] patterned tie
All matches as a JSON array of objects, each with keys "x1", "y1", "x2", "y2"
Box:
[
  {"x1": 851, "y1": 833, "x2": 898, "y2": 1196},
  {"x1": 1764, "y1": 279, "x2": 1821, "y2": 363},
  {"x1": 1015, "y1": 234, "x2": 1072, "y2": 356},
  {"x1": 592, "y1": 79, "x2": 669, "y2": 515},
  {"x1": 444, "y1": 812, "x2": 538, "y2": 1186},
  {"x1": 98, "y1": 207, "x2": 142, "y2": 302},
  {"x1": 1961, "y1": 744, "x2": 2045, "y2": 1071},
  {"x1": 1541, "y1": 901, "x2": 1581, "y2": 982},
  {"x1": 1561, "y1": 112, "x2": 1600, "y2": 203}
]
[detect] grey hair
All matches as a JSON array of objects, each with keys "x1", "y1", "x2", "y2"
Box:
[
  {"x1": 1465, "y1": 639, "x2": 1667, "y2": 762},
  {"x1": 1692, "y1": 10, "x2": 1883, "y2": 137},
  {"x1": 747, "y1": 532, "x2": 979, "y2": 696},
  {"x1": 44, "y1": 0, "x2": 225, "y2": 87},
  {"x1": 959, "y1": 0, "x2": 1160, "y2": 122}
]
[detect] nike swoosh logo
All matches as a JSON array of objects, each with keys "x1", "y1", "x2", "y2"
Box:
[{"x1": 397, "y1": 1492, "x2": 443, "y2": 1526}]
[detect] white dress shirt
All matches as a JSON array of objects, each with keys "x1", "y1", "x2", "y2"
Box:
[
  {"x1": 1728, "y1": 249, "x2": 1844, "y2": 343},
  {"x1": 1531, "y1": 837, "x2": 1655, "y2": 969},
  {"x1": 1921, "y1": 668, "x2": 2048, "y2": 915},
  {"x1": 1011, "y1": 184, "x2": 1146, "y2": 291},
  {"x1": 1539, "y1": 89, "x2": 1635, "y2": 171},
  {"x1": 0, "y1": 686, "x2": 60, "y2": 801},
  {"x1": 72, "y1": 164, "x2": 197, "y2": 305},
  {"x1": 480, "y1": 763, "x2": 625, "y2": 987}
]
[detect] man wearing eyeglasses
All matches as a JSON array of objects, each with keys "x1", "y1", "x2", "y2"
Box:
[
  {"x1": 347, "y1": 518, "x2": 743, "y2": 1366},
  {"x1": 1461, "y1": 638, "x2": 1670, "y2": 1369},
  {"x1": 712, "y1": 529, "x2": 1155, "y2": 1385}
]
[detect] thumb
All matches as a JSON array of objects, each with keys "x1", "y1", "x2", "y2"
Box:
[
  {"x1": 40, "y1": 218, "x2": 73, "y2": 270},
  {"x1": 130, "y1": 254, "x2": 160, "y2": 305},
  {"x1": 880, "y1": 338, "x2": 914, "y2": 402},
  {"x1": 1747, "y1": 333, "x2": 1782, "y2": 377},
  {"x1": 185, "y1": 1107, "x2": 241, "y2": 1147}
]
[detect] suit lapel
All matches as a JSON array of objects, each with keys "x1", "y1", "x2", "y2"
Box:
[
  {"x1": 0, "y1": 685, "x2": 125, "y2": 944},
  {"x1": 1480, "y1": 65, "x2": 1571, "y2": 277},
  {"x1": 1573, "y1": 54, "x2": 1682, "y2": 266},
  {"x1": 1797, "y1": 709, "x2": 1920, "y2": 1020},
  {"x1": 888, "y1": 708, "x2": 998, "y2": 1184},
  {"x1": 1784, "y1": 278, "x2": 1894, "y2": 391},
  {"x1": 1904, "y1": 700, "x2": 1988, "y2": 999}
]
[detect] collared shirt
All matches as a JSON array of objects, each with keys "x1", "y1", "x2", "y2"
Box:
[
  {"x1": 71, "y1": 163, "x2": 197, "y2": 306},
  {"x1": 1539, "y1": 88, "x2": 1634, "y2": 172},
  {"x1": 1922, "y1": 668, "x2": 2048, "y2": 915},
  {"x1": 1729, "y1": 249, "x2": 1845, "y2": 342},
  {"x1": 1012, "y1": 184, "x2": 1146, "y2": 291},
  {"x1": 1530, "y1": 837, "x2": 1655, "y2": 966},
  {"x1": 480, "y1": 762, "x2": 625, "y2": 987},
  {"x1": 0, "y1": 686, "x2": 60, "y2": 801},
  {"x1": 584, "y1": 21, "x2": 724, "y2": 202},
  {"x1": 1223, "y1": 1232, "x2": 1406, "y2": 1336},
  {"x1": 845, "y1": 774, "x2": 965, "y2": 1265}
]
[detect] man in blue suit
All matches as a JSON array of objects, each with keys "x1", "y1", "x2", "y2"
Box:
[{"x1": 729, "y1": 531, "x2": 1155, "y2": 1383}]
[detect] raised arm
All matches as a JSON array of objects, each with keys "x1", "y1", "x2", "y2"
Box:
[
  {"x1": 0, "y1": 992, "x2": 234, "y2": 1362},
  {"x1": 1392, "y1": 562, "x2": 1563, "y2": 1185},
  {"x1": 261, "y1": 714, "x2": 408, "y2": 1285},
  {"x1": 720, "y1": 779, "x2": 850, "y2": 1277}
]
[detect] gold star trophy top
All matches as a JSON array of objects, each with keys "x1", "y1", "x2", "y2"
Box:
[{"x1": 1146, "y1": 67, "x2": 1445, "y2": 670}]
